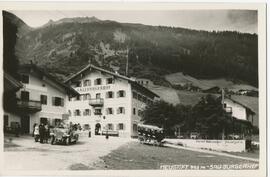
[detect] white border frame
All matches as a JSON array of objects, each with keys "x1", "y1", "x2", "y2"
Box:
[{"x1": 0, "y1": 2, "x2": 266, "y2": 177}]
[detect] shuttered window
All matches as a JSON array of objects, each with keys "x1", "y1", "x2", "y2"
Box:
[
  {"x1": 40, "y1": 95, "x2": 47, "y2": 105},
  {"x1": 94, "y1": 78, "x2": 102, "y2": 85},
  {"x1": 106, "y1": 108, "x2": 113, "y2": 115},
  {"x1": 117, "y1": 107, "x2": 125, "y2": 114},
  {"x1": 117, "y1": 90, "x2": 126, "y2": 97},
  {"x1": 106, "y1": 78, "x2": 114, "y2": 84},
  {"x1": 83, "y1": 109, "x2": 90, "y2": 116},
  {"x1": 106, "y1": 91, "x2": 114, "y2": 98},
  {"x1": 83, "y1": 80, "x2": 91, "y2": 86},
  {"x1": 52, "y1": 97, "x2": 64, "y2": 107}
]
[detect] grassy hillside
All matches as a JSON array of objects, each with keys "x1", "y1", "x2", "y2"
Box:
[
  {"x1": 165, "y1": 72, "x2": 258, "y2": 91},
  {"x1": 148, "y1": 85, "x2": 180, "y2": 105}
]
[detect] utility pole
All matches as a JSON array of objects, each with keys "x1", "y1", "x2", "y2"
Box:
[
  {"x1": 221, "y1": 88, "x2": 225, "y2": 140},
  {"x1": 126, "y1": 47, "x2": 129, "y2": 76}
]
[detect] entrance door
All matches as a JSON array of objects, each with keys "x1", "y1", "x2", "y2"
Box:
[
  {"x1": 95, "y1": 123, "x2": 101, "y2": 135},
  {"x1": 21, "y1": 115, "x2": 30, "y2": 134}
]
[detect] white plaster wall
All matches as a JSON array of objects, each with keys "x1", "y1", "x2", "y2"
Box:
[
  {"x1": 166, "y1": 139, "x2": 246, "y2": 152},
  {"x1": 224, "y1": 99, "x2": 247, "y2": 120},
  {"x1": 4, "y1": 111, "x2": 20, "y2": 126},
  {"x1": 67, "y1": 70, "x2": 132, "y2": 137},
  {"x1": 16, "y1": 73, "x2": 69, "y2": 133}
]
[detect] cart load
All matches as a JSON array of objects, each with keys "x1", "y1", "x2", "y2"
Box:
[{"x1": 137, "y1": 124, "x2": 165, "y2": 146}]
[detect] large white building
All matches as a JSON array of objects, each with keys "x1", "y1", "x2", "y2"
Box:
[
  {"x1": 3, "y1": 64, "x2": 78, "y2": 134},
  {"x1": 65, "y1": 64, "x2": 160, "y2": 138}
]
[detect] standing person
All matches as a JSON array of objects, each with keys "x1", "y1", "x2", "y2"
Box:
[
  {"x1": 32, "y1": 123, "x2": 37, "y2": 137},
  {"x1": 14, "y1": 122, "x2": 20, "y2": 137},
  {"x1": 39, "y1": 124, "x2": 45, "y2": 144},
  {"x1": 34, "y1": 124, "x2": 40, "y2": 142},
  {"x1": 44, "y1": 124, "x2": 49, "y2": 143}
]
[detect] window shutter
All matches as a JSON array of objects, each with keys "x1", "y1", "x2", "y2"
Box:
[
  {"x1": 123, "y1": 107, "x2": 125, "y2": 114},
  {"x1": 106, "y1": 92, "x2": 108, "y2": 98},
  {"x1": 112, "y1": 108, "x2": 114, "y2": 115},
  {"x1": 117, "y1": 91, "x2": 119, "y2": 98},
  {"x1": 73, "y1": 110, "x2": 76, "y2": 116},
  {"x1": 61, "y1": 98, "x2": 64, "y2": 107},
  {"x1": 123, "y1": 91, "x2": 126, "y2": 97},
  {"x1": 52, "y1": 97, "x2": 55, "y2": 106},
  {"x1": 117, "y1": 108, "x2": 120, "y2": 114}
]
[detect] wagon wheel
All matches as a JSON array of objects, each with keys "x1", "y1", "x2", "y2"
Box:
[
  {"x1": 65, "y1": 138, "x2": 70, "y2": 145},
  {"x1": 50, "y1": 136, "x2": 55, "y2": 145}
]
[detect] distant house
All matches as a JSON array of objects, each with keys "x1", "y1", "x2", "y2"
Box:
[
  {"x1": 203, "y1": 86, "x2": 221, "y2": 94},
  {"x1": 223, "y1": 96, "x2": 257, "y2": 127},
  {"x1": 3, "y1": 64, "x2": 79, "y2": 134},
  {"x1": 135, "y1": 78, "x2": 153, "y2": 88},
  {"x1": 237, "y1": 89, "x2": 258, "y2": 97}
]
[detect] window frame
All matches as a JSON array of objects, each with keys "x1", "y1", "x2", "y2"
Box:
[
  {"x1": 106, "y1": 91, "x2": 114, "y2": 98},
  {"x1": 107, "y1": 108, "x2": 114, "y2": 115},
  {"x1": 118, "y1": 90, "x2": 126, "y2": 97},
  {"x1": 95, "y1": 78, "x2": 102, "y2": 85},
  {"x1": 40, "y1": 95, "x2": 47, "y2": 105},
  {"x1": 106, "y1": 78, "x2": 114, "y2": 84}
]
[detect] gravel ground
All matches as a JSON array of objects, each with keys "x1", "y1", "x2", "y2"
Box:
[
  {"x1": 4, "y1": 134, "x2": 131, "y2": 170},
  {"x1": 4, "y1": 135, "x2": 259, "y2": 170}
]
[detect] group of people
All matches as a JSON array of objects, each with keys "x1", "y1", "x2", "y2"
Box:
[{"x1": 33, "y1": 123, "x2": 50, "y2": 143}]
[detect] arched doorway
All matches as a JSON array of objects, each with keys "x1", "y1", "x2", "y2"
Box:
[{"x1": 95, "y1": 123, "x2": 101, "y2": 135}]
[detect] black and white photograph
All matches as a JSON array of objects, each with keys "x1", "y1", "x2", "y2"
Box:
[{"x1": 0, "y1": 2, "x2": 267, "y2": 176}]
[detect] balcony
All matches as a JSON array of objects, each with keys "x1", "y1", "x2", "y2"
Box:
[
  {"x1": 89, "y1": 98, "x2": 104, "y2": 107},
  {"x1": 17, "y1": 99, "x2": 42, "y2": 113},
  {"x1": 224, "y1": 107, "x2": 232, "y2": 115}
]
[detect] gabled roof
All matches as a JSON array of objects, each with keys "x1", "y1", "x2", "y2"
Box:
[
  {"x1": 64, "y1": 64, "x2": 160, "y2": 98},
  {"x1": 4, "y1": 72, "x2": 23, "y2": 91},
  {"x1": 224, "y1": 95, "x2": 256, "y2": 115},
  {"x1": 19, "y1": 64, "x2": 79, "y2": 96}
]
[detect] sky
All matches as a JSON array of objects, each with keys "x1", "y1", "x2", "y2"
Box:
[{"x1": 11, "y1": 10, "x2": 258, "y2": 34}]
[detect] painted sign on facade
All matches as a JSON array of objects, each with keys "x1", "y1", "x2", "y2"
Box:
[{"x1": 75, "y1": 85, "x2": 111, "y2": 93}]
